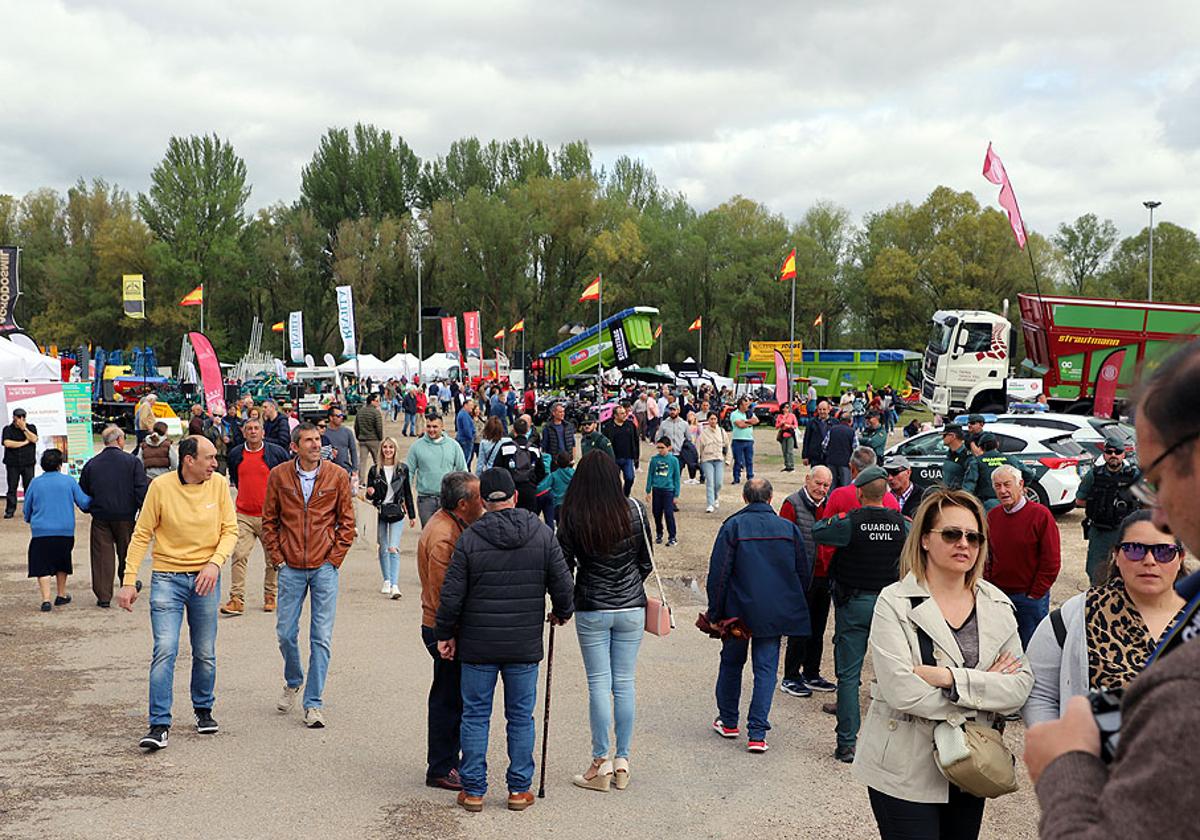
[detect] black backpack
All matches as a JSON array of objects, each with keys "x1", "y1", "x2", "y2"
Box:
[{"x1": 506, "y1": 441, "x2": 540, "y2": 486}]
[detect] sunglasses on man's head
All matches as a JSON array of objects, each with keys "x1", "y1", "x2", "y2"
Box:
[
  {"x1": 928, "y1": 527, "x2": 985, "y2": 547},
  {"x1": 1118, "y1": 542, "x2": 1183, "y2": 563}
]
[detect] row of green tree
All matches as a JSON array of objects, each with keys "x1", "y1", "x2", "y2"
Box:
[{"x1": 0, "y1": 126, "x2": 1186, "y2": 372}]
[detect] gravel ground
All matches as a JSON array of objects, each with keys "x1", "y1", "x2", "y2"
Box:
[{"x1": 0, "y1": 422, "x2": 1096, "y2": 839}]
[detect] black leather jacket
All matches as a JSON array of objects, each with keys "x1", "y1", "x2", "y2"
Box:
[
  {"x1": 366, "y1": 463, "x2": 416, "y2": 521},
  {"x1": 558, "y1": 498, "x2": 654, "y2": 612}
]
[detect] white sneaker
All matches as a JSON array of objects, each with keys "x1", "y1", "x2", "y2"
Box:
[
  {"x1": 277, "y1": 685, "x2": 301, "y2": 712},
  {"x1": 390, "y1": 585, "x2": 402, "y2": 600},
  {"x1": 381, "y1": 582, "x2": 393, "y2": 594},
  {"x1": 304, "y1": 707, "x2": 326, "y2": 728},
  {"x1": 705, "y1": 505, "x2": 714, "y2": 513}
]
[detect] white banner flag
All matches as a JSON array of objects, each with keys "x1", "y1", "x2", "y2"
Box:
[
  {"x1": 335, "y1": 286, "x2": 356, "y2": 359},
  {"x1": 288, "y1": 310, "x2": 304, "y2": 364}
]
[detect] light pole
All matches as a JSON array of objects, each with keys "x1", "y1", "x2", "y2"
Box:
[
  {"x1": 411, "y1": 208, "x2": 426, "y2": 381},
  {"x1": 1144, "y1": 200, "x2": 1161, "y2": 302}
]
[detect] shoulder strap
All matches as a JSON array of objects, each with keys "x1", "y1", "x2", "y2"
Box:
[
  {"x1": 908, "y1": 596, "x2": 936, "y2": 666},
  {"x1": 1049, "y1": 607, "x2": 1067, "y2": 649},
  {"x1": 635, "y1": 500, "x2": 674, "y2": 627}
]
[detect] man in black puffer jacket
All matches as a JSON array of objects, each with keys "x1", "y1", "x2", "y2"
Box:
[{"x1": 435, "y1": 468, "x2": 574, "y2": 813}]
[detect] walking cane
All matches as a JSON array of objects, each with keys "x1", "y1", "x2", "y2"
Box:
[{"x1": 537, "y1": 620, "x2": 556, "y2": 798}]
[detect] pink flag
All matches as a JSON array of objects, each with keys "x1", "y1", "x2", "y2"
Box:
[
  {"x1": 188, "y1": 332, "x2": 226, "y2": 417},
  {"x1": 773, "y1": 349, "x2": 790, "y2": 406},
  {"x1": 982, "y1": 142, "x2": 1027, "y2": 250}
]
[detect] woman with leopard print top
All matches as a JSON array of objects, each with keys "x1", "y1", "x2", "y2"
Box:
[{"x1": 1022, "y1": 510, "x2": 1187, "y2": 725}]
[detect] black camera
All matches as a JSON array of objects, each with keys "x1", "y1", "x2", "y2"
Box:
[{"x1": 1088, "y1": 688, "x2": 1123, "y2": 764}]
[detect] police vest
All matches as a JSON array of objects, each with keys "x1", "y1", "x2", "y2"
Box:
[
  {"x1": 974, "y1": 453, "x2": 1009, "y2": 499},
  {"x1": 832, "y1": 506, "x2": 907, "y2": 592},
  {"x1": 1085, "y1": 465, "x2": 1140, "y2": 530}
]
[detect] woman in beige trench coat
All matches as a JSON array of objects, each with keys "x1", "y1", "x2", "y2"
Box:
[{"x1": 853, "y1": 487, "x2": 1034, "y2": 840}]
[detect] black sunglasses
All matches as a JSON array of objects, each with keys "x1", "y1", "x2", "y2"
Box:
[
  {"x1": 1118, "y1": 542, "x2": 1183, "y2": 563},
  {"x1": 1133, "y1": 429, "x2": 1200, "y2": 505},
  {"x1": 928, "y1": 527, "x2": 986, "y2": 547}
]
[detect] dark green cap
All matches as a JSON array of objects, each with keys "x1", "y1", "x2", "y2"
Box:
[{"x1": 853, "y1": 465, "x2": 889, "y2": 487}]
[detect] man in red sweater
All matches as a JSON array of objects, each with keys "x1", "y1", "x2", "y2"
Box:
[
  {"x1": 816, "y1": 448, "x2": 900, "y2": 581},
  {"x1": 985, "y1": 464, "x2": 1061, "y2": 648}
]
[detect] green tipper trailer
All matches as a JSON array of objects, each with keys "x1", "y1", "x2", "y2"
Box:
[
  {"x1": 727, "y1": 348, "x2": 921, "y2": 397},
  {"x1": 537, "y1": 307, "x2": 659, "y2": 383}
]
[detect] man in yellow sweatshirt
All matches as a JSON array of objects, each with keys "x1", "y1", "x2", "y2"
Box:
[{"x1": 117, "y1": 435, "x2": 238, "y2": 751}]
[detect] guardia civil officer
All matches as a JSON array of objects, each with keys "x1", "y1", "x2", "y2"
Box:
[
  {"x1": 1075, "y1": 442, "x2": 1141, "y2": 585},
  {"x1": 940, "y1": 425, "x2": 978, "y2": 492},
  {"x1": 813, "y1": 466, "x2": 909, "y2": 764},
  {"x1": 971, "y1": 432, "x2": 1036, "y2": 511},
  {"x1": 857, "y1": 412, "x2": 887, "y2": 464}
]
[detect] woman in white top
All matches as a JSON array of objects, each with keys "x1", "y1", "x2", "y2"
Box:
[
  {"x1": 1023, "y1": 510, "x2": 1186, "y2": 725},
  {"x1": 854, "y1": 487, "x2": 1032, "y2": 840},
  {"x1": 696, "y1": 411, "x2": 730, "y2": 513},
  {"x1": 364, "y1": 437, "x2": 416, "y2": 599}
]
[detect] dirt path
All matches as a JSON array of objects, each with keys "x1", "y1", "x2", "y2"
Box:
[{"x1": 0, "y1": 422, "x2": 1091, "y2": 839}]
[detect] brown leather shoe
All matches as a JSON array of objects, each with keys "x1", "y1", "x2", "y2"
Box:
[
  {"x1": 426, "y1": 769, "x2": 463, "y2": 791},
  {"x1": 263, "y1": 595, "x2": 276, "y2": 612},
  {"x1": 220, "y1": 597, "x2": 244, "y2": 616},
  {"x1": 457, "y1": 791, "x2": 483, "y2": 812},
  {"x1": 507, "y1": 791, "x2": 535, "y2": 811},
  {"x1": 822, "y1": 702, "x2": 837, "y2": 715}
]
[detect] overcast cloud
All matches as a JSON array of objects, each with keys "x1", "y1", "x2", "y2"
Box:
[{"x1": 3, "y1": 0, "x2": 1200, "y2": 236}]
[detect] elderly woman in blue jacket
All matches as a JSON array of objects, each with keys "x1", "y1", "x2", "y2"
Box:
[{"x1": 25, "y1": 448, "x2": 90, "y2": 612}]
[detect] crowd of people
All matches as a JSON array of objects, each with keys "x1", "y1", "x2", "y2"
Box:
[{"x1": 9, "y1": 344, "x2": 1200, "y2": 838}]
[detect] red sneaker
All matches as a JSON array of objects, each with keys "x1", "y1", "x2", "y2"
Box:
[
  {"x1": 712, "y1": 718, "x2": 739, "y2": 738},
  {"x1": 747, "y1": 740, "x2": 769, "y2": 753}
]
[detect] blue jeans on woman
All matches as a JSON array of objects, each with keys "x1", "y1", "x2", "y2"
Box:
[
  {"x1": 377, "y1": 516, "x2": 407, "y2": 587},
  {"x1": 149, "y1": 571, "x2": 219, "y2": 726},
  {"x1": 731, "y1": 439, "x2": 754, "y2": 482},
  {"x1": 459, "y1": 661, "x2": 539, "y2": 797},
  {"x1": 276, "y1": 562, "x2": 339, "y2": 710},
  {"x1": 402, "y1": 411, "x2": 417, "y2": 436},
  {"x1": 576, "y1": 608, "x2": 645, "y2": 759},
  {"x1": 700, "y1": 460, "x2": 724, "y2": 508},
  {"x1": 715, "y1": 635, "x2": 781, "y2": 741}
]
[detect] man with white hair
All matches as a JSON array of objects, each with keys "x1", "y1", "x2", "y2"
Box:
[
  {"x1": 984, "y1": 464, "x2": 1060, "y2": 648},
  {"x1": 778, "y1": 465, "x2": 835, "y2": 696}
]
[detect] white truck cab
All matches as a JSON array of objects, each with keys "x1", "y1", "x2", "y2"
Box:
[{"x1": 921, "y1": 310, "x2": 1011, "y2": 417}]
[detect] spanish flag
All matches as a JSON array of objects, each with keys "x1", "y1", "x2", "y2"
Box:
[
  {"x1": 780, "y1": 249, "x2": 796, "y2": 282},
  {"x1": 493, "y1": 328, "x2": 506, "y2": 341},
  {"x1": 579, "y1": 276, "x2": 601, "y2": 302},
  {"x1": 654, "y1": 323, "x2": 662, "y2": 339},
  {"x1": 814, "y1": 312, "x2": 824, "y2": 327},
  {"x1": 688, "y1": 316, "x2": 702, "y2": 332},
  {"x1": 510, "y1": 319, "x2": 525, "y2": 333},
  {"x1": 180, "y1": 284, "x2": 203, "y2": 306},
  {"x1": 271, "y1": 322, "x2": 284, "y2": 333}
]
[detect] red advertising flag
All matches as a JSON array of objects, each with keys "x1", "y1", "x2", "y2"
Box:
[
  {"x1": 188, "y1": 332, "x2": 226, "y2": 416},
  {"x1": 1092, "y1": 349, "x2": 1126, "y2": 419},
  {"x1": 441, "y1": 316, "x2": 461, "y2": 358},
  {"x1": 463, "y1": 311, "x2": 482, "y2": 358},
  {"x1": 982, "y1": 143, "x2": 1028, "y2": 250}
]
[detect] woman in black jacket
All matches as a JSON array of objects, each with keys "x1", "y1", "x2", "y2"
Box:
[
  {"x1": 364, "y1": 437, "x2": 416, "y2": 599},
  {"x1": 557, "y1": 451, "x2": 654, "y2": 793}
]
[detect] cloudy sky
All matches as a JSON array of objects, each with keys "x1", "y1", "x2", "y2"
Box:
[{"x1": 4, "y1": 0, "x2": 1200, "y2": 237}]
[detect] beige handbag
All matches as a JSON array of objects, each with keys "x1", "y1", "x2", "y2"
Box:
[
  {"x1": 932, "y1": 719, "x2": 1018, "y2": 798},
  {"x1": 635, "y1": 501, "x2": 674, "y2": 637}
]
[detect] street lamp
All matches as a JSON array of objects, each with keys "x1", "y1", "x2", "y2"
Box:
[
  {"x1": 410, "y1": 208, "x2": 427, "y2": 379},
  {"x1": 1143, "y1": 200, "x2": 1161, "y2": 302}
]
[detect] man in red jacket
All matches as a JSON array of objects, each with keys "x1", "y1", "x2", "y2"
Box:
[{"x1": 985, "y1": 464, "x2": 1060, "y2": 648}]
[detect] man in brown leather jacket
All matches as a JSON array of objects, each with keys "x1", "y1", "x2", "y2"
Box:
[{"x1": 262, "y1": 422, "x2": 355, "y2": 729}]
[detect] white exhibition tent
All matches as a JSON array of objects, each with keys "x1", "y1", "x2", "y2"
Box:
[
  {"x1": 384, "y1": 353, "x2": 421, "y2": 377},
  {"x1": 421, "y1": 353, "x2": 459, "y2": 379},
  {"x1": 0, "y1": 337, "x2": 61, "y2": 381},
  {"x1": 335, "y1": 353, "x2": 401, "y2": 380}
]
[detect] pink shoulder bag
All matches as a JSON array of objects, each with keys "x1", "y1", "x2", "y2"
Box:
[{"x1": 635, "y1": 501, "x2": 674, "y2": 636}]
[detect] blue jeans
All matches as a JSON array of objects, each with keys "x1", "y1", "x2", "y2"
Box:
[
  {"x1": 537, "y1": 493, "x2": 556, "y2": 532},
  {"x1": 459, "y1": 662, "x2": 539, "y2": 797},
  {"x1": 402, "y1": 411, "x2": 416, "y2": 436},
  {"x1": 276, "y1": 563, "x2": 340, "y2": 709},
  {"x1": 834, "y1": 591, "x2": 878, "y2": 749},
  {"x1": 616, "y1": 458, "x2": 636, "y2": 497},
  {"x1": 377, "y1": 517, "x2": 406, "y2": 586},
  {"x1": 576, "y1": 609, "x2": 644, "y2": 759},
  {"x1": 700, "y1": 460, "x2": 724, "y2": 508},
  {"x1": 651, "y1": 488, "x2": 676, "y2": 539},
  {"x1": 715, "y1": 635, "x2": 781, "y2": 741},
  {"x1": 1007, "y1": 592, "x2": 1050, "y2": 650},
  {"x1": 460, "y1": 440, "x2": 474, "y2": 471},
  {"x1": 731, "y1": 439, "x2": 754, "y2": 482},
  {"x1": 148, "y1": 571, "x2": 219, "y2": 726}
]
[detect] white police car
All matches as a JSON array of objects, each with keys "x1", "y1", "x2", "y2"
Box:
[{"x1": 885, "y1": 422, "x2": 1086, "y2": 514}]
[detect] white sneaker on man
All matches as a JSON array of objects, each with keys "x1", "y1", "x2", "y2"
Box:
[
  {"x1": 278, "y1": 685, "x2": 301, "y2": 712},
  {"x1": 390, "y1": 585, "x2": 402, "y2": 600},
  {"x1": 705, "y1": 505, "x2": 714, "y2": 513},
  {"x1": 380, "y1": 582, "x2": 392, "y2": 595},
  {"x1": 304, "y1": 707, "x2": 326, "y2": 728}
]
